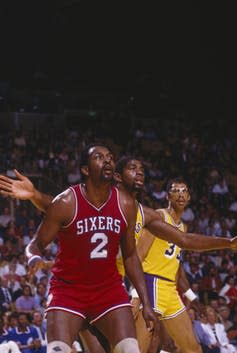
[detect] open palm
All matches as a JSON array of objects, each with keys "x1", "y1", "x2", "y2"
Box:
[{"x1": 0, "y1": 169, "x2": 35, "y2": 200}]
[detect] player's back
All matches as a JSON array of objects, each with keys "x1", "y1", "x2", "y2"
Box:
[{"x1": 52, "y1": 185, "x2": 127, "y2": 285}]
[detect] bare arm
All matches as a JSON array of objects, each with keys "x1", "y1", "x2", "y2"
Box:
[
  {"x1": 177, "y1": 265, "x2": 192, "y2": 292},
  {"x1": 119, "y1": 188, "x2": 156, "y2": 329},
  {"x1": 143, "y1": 205, "x2": 237, "y2": 251},
  {"x1": 25, "y1": 189, "x2": 75, "y2": 270},
  {"x1": 177, "y1": 265, "x2": 204, "y2": 314},
  {"x1": 0, "y1": 169, "x2": 53, "y2": 212}
]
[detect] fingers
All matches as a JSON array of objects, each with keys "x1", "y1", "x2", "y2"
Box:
[
  {"x1": 0, "y1": 190, "x2": 14, "y2": 198},
  {"x1": 0, "y1": 176, "x2": 14, "y2": 197},
  {"x1": 0, "y1": 175, "x2": 13, "y2": 185},
  {"x1": 14, "y1": 169, "x2": 25, "y2": 180},
  {"x1": 0, "y1": 180, "x2": 13, "y2": 190}
]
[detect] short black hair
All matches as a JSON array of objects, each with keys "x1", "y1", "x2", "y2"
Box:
[
  {"x1": 115, "y1": 156, "x2": 135, "y2": 174},
  {"x1": 166, "y1": 177, "x2": 189, "y2": 193},
  {"x1": 79, "y1": 142, "x2": 113, "y2": 171}
]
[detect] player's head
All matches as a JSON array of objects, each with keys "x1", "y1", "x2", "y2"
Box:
[
  {"x1": 166, "y1": 177, "x2": 190, "y2": 210},
  {"x1": 79, "y1": 142, "x2": 115, "y2": 182},
  {"x1": 114, "y1": 156, "x2": 145, "y2": 194}
]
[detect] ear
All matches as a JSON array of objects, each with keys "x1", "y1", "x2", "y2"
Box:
[
  {"x1": 113, "y1": 172, "x2": 122, "y2": 183},
  {"x1": 187, "y1": 194, "x2": 191, "y2": 202},
  {"x1": 81, "y1": 165, "x2": 89, "y2": 177}
]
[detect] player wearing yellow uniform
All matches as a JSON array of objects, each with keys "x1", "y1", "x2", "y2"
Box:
[
  {"x1": 142, "y1": 208, "x2": 186, "y2": 319},
  {"x1": 1, "y1": 161, "x2": 236, "y2": 353},
  {"x1": 116, "y1": 202, "x2": 145, "y2": 277},
  {"x1": 137, "y1": 178, "x2": 202, "y2": 353}
]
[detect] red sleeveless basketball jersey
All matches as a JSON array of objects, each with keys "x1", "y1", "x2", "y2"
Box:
[{"x1": 51, "y1": 184, "x2": 128, "y2": 286}]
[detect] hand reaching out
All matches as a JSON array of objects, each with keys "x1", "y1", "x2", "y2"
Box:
[{"x1": 0, "y1": 169, "x2": 35, "y2": 200}]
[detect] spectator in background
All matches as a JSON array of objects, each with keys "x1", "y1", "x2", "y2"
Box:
[
  {"x1": 15, "y1": 285, "x2": 38, "y2": 315},
  {"x1": 12, "y1": 276, "x2": 30, "y2": 302},
  {"x1": 199, "y1": 266, "x2": 223, "y2": 304},
  {"x1": 201, "y1": 307, "x2": 237, "y2": 353},
  {"x1": 218, "y1": 305, "x2": 233, "y2": 331},
  {"x1": 188, "y1": 307, "x2": 220, "y2": 353},
  {"x1": 211, "y1": 176, "x2": 229, "y2": 197},
  {"x1": 8, "y1": 312, "x2": 41, "y2": 353},
  {"x1": 0, "y1": 255, "x2": 27, "y2": 292},
  {"x1": 34, "y1": 283, "x2": 47, "y2": 310},
  {"x1": 32, "y1": 311, "x2": 47, "y2": 353},
  {"x1": 196, "y1": 207, "x2": 209, "y2": 234},
  {"x1": 0, "y1": 314, "x2": 21, "y2": 353},
  {"x1": 185, "y1": 262, "x2": 203, "y2": 286},
  {"x1": 0, "y1": 206, "x2": 15, "y2": 230},
  {"x1": 0, "y1": 277, "x2": 13, "y2": 313},
  {"x1": 218, "y1": 260, "x2": 232, "y2": 282},
  {"x1": 227, "y1": 313, "x2": 237, "y2": 348},
  {"x1": 219, "y1": 276, "x2": 237, "y2": 309}
]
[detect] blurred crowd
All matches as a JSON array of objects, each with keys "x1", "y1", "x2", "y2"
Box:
[{"x1": 1, "y1": 111, "x2": 237, "y2": 352}]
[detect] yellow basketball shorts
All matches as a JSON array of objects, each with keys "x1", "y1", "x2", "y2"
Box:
[{"x1": 144, "y1": 272, "x2": 186, "y2": 320}]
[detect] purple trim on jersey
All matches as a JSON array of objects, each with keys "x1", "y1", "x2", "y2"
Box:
[
  {"x1": 89, "y1": 303, "x2": 132, "y2": 324},
  {"x1": 79, "y1": 184, "x2": 112, "y2": 211},
  {"x1": 116, "y1": 187, "x2": 128, "y2": 226},
  {"x1": 144, "y1": 273, "x2": 156, "y2": 309},
  {"x1": 62, "y1": 187, "x2": 78, "y2": 228},
  {"x1": 138, "y1": 202, "x2": 145, "y2": 227},
  {"x1": 45, "y1": 306, "x2": 86, "y2": 319}
]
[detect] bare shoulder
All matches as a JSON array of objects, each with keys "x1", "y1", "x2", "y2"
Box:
[
  {"x1": 156, "y1": 208, "x2": 165, "y2": 221},
  {"x1": 52, "y1": 188, "x2": 75, "y2": 205},
  {"x1": 47, "y1": 188, "x2": 76, "y2": 225},
  {"x1": 118, "y1": 187, "x2": 135, "y2": 207},
  {"x1": 117, "y1": 187, "x2": 137, "y2": 222}
]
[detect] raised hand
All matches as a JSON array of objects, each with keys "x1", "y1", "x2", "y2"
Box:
[{"x1": 0, "y1": 169, "x2": 35, "y2": 200}]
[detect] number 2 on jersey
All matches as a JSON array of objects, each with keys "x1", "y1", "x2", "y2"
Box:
[{"x1": 90, "y1": 232, "x2": 108, "y2": 259}]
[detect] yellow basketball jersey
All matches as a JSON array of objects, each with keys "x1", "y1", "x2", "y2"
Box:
[
  {"x1": 116, "y1": 202, "x2": 145, "y2": 277},
  {"x1": 142, "y1": 209, "x2": 185, "y2": 281}
]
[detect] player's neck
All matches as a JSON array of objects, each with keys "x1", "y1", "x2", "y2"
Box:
[
  {"x1": 167, "y1": 206, "x2": 182, "y2": 224},
  {"x1": 82, "y1": 182, "x2": 111, "y2": 207},
  {"x1": 117, "y1": 183, "x2": 136, "y2": 198}
]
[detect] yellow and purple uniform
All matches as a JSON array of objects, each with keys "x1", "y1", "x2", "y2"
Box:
[
  {"x1": 142, "y1": 208, "x2": 186, "y2": 319},
  {"x1": 116, "y1": 202, "x2": 145, "y2": 278}
]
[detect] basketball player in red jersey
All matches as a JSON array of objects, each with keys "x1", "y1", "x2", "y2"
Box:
[
  {"x1": 1, "y1": 151, "x2": 237, "y2": 353},
  {"x1": 24, "y1": 143, "x2": 157, "y2": 353}
]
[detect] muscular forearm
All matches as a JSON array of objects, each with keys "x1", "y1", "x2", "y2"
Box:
[
  {"x1": 124, "y1": 253, "x2": 150, "y2": 306},
  {"x1": 25, "y1": 239, "x2": 44, "y2": 260},
  {"x1": 147, "y1": 219, "x2": 232, "y2": 251},
  {"x1": 30, "y1": 190, "x2": 53, "y2": 212}
]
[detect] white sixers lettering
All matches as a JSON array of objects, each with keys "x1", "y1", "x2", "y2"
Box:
[{"x1": 76, "y1": 216, "x2": 121, "y2": 235}]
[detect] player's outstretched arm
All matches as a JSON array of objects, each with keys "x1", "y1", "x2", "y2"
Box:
[
  {"x1": 0, "y1": 169, "x2": 53, "y2": 212},
  {"x1": 143, "y1": 206, "x2": 236, "y2": 251}
]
